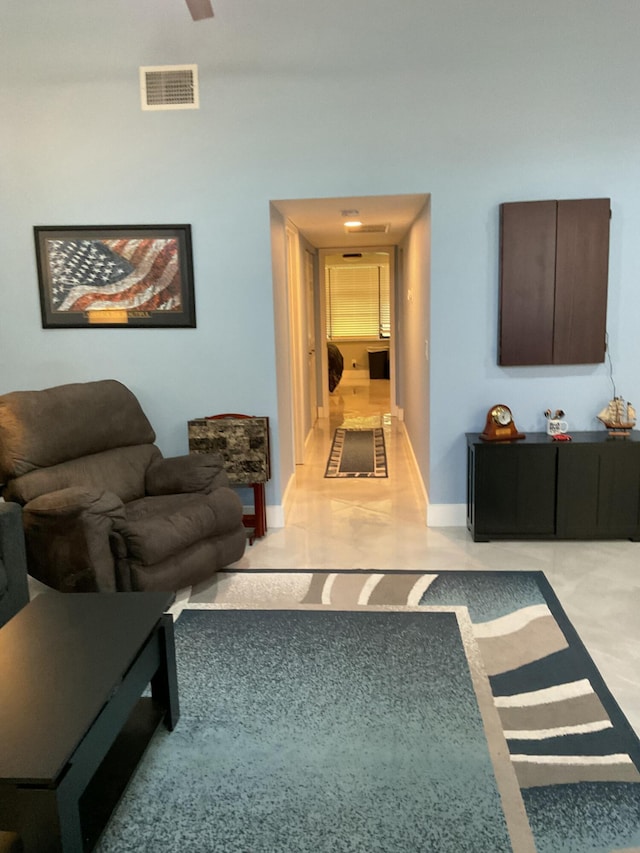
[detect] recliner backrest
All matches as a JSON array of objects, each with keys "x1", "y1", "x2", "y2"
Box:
[
  {"x1": 0, "y1": 379, "x2": 156, "y2": 479},
  {"x1": 3, "y1": 445, "x2": 161, "y2": 505}
]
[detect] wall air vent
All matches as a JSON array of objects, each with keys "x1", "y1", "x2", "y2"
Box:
[
  {"x1": 344, "y1": 223, "x2": 390, "y2": 234},
  {"x1": 140, "y1": 65, "x2": 200, "y2": 111}
]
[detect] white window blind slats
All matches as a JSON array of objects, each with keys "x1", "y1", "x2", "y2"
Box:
[{"x1": 325, "y1": 264, "x2": 390, "y2": 340}]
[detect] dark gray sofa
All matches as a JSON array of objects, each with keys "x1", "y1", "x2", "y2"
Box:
[
  {"x1": 0, "y1": 503, "x2": 28, "y2": 851},
  {"x1": 0, "y1": 502, "x2": 29, "y2": 628},
  {"x1": 0, "y1": 380, "x2": 246, "y2": 593}
]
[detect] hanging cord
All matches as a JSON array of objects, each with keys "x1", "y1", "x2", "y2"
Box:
[{"x1": 605, "y1": 331, "x2": 617, "y2": 399}]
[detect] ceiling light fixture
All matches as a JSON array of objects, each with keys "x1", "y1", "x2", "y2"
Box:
[{"x1": 344, "y1": 220, "x2": 362, "y2": 228}]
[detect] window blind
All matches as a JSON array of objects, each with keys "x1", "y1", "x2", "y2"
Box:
[{"x1": 325, "y1": 264, "x2": 390, "y2": 339}]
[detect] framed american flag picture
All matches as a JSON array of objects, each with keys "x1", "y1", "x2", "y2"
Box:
[{"x1": 34, "y1": 224, "x2": 196, "y2": 328}]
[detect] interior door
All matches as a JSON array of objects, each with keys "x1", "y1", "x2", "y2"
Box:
[{"x1": 305, "y1": 249, "x2": 318, "y2": 428}]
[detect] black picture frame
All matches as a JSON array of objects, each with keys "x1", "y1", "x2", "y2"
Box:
[{"x1": 34, "y1": 224, "x2": 196, "y2": 328}]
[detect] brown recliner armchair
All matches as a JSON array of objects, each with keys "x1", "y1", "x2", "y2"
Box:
[{"x1": 0, "y1": 380, "x2": 246, "y2": 593}]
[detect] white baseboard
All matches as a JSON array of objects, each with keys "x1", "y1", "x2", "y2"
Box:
[
  {"x1": 242, "y1": 502, "x2": 285, "y2": 529},
  {"x1": 399, "y1": 424, "x2": 465, "y2": 528},
  {"x1": 259, "y1": 471, "x2": 294, "y2": 529},
  {"x1": 267, "y1": 503, "x2": 285, "y2": 528},
  {"x1": 399, "y1": 422, "x2": 428, "y2": 514},
  {"x1": 427, "y1": 503, "x2": 467, "y2": 527}
]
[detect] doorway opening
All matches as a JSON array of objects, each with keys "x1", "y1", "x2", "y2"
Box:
[
  {"x1": 269, "y1": 192, "x2": 431, "y2": 521},
  {"x1": 321, "y1": 246, "x2": 393, "y2": 425},
  {"x1": 324, "y1": 249, "x2": 391, "y2": 364}
]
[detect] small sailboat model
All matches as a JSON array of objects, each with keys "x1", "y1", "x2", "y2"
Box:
[{"x1": 597, "y1": 396, "x2": 636, "y2": 436}]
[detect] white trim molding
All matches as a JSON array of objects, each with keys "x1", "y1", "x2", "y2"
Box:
[
  {"x1": 427, "y1": 503, "x2": 467, "y2": 527},
  {"x1": 267, "y1": 503, "x2": 285, "y2": 529},
  {"x1": 399, "y1": 422, "x2": 428, "y2": 524},
  {"x1": 241, "y1": 503, "x2": 286, "y2": 529}
]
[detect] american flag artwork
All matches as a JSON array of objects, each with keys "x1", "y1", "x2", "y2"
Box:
[
  {"x1": 46, "y1": 238, "x2": 182, "y2": 313},
  {"x1": 35, "y1": 225, "x2": 196, "y2": 328}
]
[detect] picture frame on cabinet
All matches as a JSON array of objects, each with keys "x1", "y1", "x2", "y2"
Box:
[{"x1": 33, "y1": 224, "x2": 196, "y2": 328}]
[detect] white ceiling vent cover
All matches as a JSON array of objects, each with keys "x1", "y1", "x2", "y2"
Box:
[
  {"x1": 140, "y1": 65, "x2": 200, "y2": 111},
  {"x1": 344, "y1": 223, "x2": 390, "y2": 234}
]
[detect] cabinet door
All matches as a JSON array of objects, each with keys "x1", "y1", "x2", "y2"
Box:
[
  {"x1": 555, "y1": 446, "x2": 600, "y2": 537},
  {"x1": 557, "y1": 442, "x2": 640, "y2": 538},
  {"x1": 554, "y1": 199, "x2": 610, "y2": 364},
  {"x1": 499, "y1": 198, "x2": 610, "y2": 366},
  {"x1": 499, "y1": 201, "x2": 557, "y2": 366},
  {"x1": 473, "y1": 445, "x2": 557, "y2": 537}
]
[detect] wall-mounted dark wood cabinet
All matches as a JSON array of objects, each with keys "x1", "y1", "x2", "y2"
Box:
[
  {"x1": 499, "y1": 198, "x2": 611, "y2": 366},
  {"x1": 466, "y1": 432, "x2": 640, "y2": 542}
]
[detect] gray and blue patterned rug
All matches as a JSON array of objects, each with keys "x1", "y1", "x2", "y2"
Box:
[{"x1": 97, "y1": 571, "x2": 640, "y2": 852}]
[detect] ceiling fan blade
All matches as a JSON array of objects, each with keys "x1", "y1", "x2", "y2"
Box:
[{"x1": 185, "y1": 0, "x2": 214, "y2": 21}]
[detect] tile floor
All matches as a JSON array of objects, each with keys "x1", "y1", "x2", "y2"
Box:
[{"x1": 191, "y1": 376, "x2": 640, "y2": 736}]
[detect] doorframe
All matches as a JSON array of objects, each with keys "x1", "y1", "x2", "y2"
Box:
[
  {"x1": 270, "y1": 192, "x2": 430, "y2": 506},
  {"x1": 304, "y1": 247, "x2": 318, "y2": 428},
  {"x1": 318, "y1": 245, "x2": 398, "y2": 417},
  {"x1": 285, "y1": 221, "x2": 306, "y2": 464}
]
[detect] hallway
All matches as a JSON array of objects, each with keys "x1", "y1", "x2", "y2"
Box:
[
  {"x1": 191, "y1": 376, "x2": 640, "y2": 735},
  {"x1": 233, "y1": 375, "x2": 438, "y2": 570}
]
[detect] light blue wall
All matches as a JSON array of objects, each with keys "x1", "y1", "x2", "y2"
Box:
[{"x1": 1, "y1": 0, "x2": 639, "y2": 509}]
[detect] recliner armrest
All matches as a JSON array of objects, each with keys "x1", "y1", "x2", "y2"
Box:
[
  {"x1": 145, "y1": 454, "x2": 229, "y2": 496},
  {"x1": 25, "y1": 486, "x2": 124, "y2": 516},
  {"x1": 23, "y1": 487, "x2": 125, "y2": 592}
]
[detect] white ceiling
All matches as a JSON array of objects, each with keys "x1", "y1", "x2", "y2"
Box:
[{"x1": 271, "y1": 193, "x2": 429, "y2": 249}]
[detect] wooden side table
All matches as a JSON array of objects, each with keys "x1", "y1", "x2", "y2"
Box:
[{"x1": 188, "y1": 414, "x2": 270, "y2": 541}]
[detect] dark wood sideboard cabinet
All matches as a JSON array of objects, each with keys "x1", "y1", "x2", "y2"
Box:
[
  {"x1": 466, "y1": 432, "x2": 640, "y2": 542},
  {"x1": 499, "y1": 198, "x2": 611, "y2": 366}
]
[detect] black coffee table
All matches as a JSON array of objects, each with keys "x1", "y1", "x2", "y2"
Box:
[{"x1": 0, "y1": 592, "x2": 179, "y2": 852}]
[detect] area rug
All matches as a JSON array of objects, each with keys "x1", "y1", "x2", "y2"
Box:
[
  {"x1": 96, "y1": 571, "x2": 640, "y2": 853},
  {"x1": 324, "y1": 427, "x2": 388, "y2": 478}
]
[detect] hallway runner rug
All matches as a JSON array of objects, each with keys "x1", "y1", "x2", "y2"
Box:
[
  {"x1": 96, "y1": 571, "x2": 640, "y2": 853},
  {"x1": 324, "y1": 427, "x2": 388, "y2": 478}
]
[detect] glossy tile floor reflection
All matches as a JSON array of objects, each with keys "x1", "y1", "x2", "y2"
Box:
[{"x1": 192, "y1": 376, "x2": 640, "y2": 735}]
